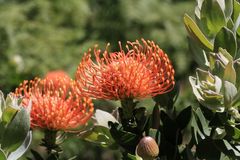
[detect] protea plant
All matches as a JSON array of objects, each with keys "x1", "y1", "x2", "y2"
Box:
[{"x1": 185, "y1": 0, "x2": 240, "y2": 159}]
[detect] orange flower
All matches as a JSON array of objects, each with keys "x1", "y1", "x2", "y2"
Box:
[
  {"x1": 15, "y1": 77, "x2": 94, "y2": 131},
  {"x1": 44, "y1": 70, "x2": 71, "y2": 89},
  {"x1": 75, "y1": 39, "x2": 175, "y2": 100}
]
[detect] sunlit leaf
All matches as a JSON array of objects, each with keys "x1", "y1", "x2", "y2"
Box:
[
  {"x1": 233, "y1": 0, "x2": 240, "y2": 22},
  {"x1": 0, "y1": 91, "x2": 5, "y2": 119},
  {"x1": 184, "y1": 14, "x2": 214, "y2": 51},
  {"x1": 1, "y1": 107, "x2": 30, "y2": 153},
  {"x1": 94, "y1": 109, "x2": 118, "y2": 128},
  {"x1": 201, "y1": 0, "x2": 226, "y2": 36},
  {"x1": 225, "y1": 0, "x2": 233, "y2": 20},
  {"x1": 195, "y1": 108, "x2": 210, "y2": 136},
  {"x1": 83, "y1": 125, "x2": 115, "y2": 148},
  {"x1": 224, "y1": 60, "x2": 236, "y2": 84},
  {"x1": 0, "y1": 148, "x2": 6, "y2": 160}
]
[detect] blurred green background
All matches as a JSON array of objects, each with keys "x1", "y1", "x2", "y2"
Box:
[{"x1": 0, "y1": 0, "x2": 195, "y2": 159}]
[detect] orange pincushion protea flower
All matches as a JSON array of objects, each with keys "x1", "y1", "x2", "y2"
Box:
[
  {"x1": 75, "y1": 39, "x2": 175, "y2": 100},
  {"x1": 44, "y1": 70, "x2": 71, "y2": 88},
  {"x1": 15, "y1": 77, "x2": 94, "y2": 131}
]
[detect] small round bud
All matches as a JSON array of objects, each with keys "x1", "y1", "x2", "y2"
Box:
[{"x1": 136, "y1": 136, "x2": 159, "y2": 160}]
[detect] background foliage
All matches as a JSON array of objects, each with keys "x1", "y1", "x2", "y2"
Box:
[{"x1": 0, "y1": 0, "x2": 195, "y2": 159}]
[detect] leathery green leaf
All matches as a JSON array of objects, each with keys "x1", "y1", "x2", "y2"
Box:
[
  {"x1": 0, "y1": 148, "x2": 6, "y2": 160},
  {"x1": 184, "y1": 14, "x2": 213, "y2": 51},
  {"x1": 214, "y1": 27, "x2": 237, "y2": 58},
  {"x1": 1, "y1": 107, "x2": 30, "y2": 153},
  {"x1": 224, "y1": 61, "x2": 236, "y2": 84},
  {"x1": 223, "y1": 81, "x2": 237, "y2": 108},
  {"x1": 201, "y1": 0, "x2": 226, "y2": 36}
]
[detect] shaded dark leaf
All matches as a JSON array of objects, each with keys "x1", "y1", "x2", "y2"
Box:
[
  {"x1": 151, "y1": 104, "x2": 160, "y2": 129},
  {"x1": 153, "y1": 82, "x2": 180, "y2": 109},
  {"x1": 176, "y1": 106, "x2": 192, "y2": 130},
  {"x1": 133, "y1": 107, "x2": 148, "y2": 132},
  {"x1": 47, "y1": 154, "x2": 58, "y2": 160},
  {"x1": 196, "y1": 138, "x2": 221, "y2": 159},
  {"x1": 109, "y1": 122, "x2": 141, "y2": 154},
  {"x1": 30, "y1": 149, "x2": 44, "y2": 160},
  {"x1": 160, "y1": 111, "x2": 182, "y2": 145},
  {"x1": 209, "y1": 112, "x2": 228, "y2": 127},
  {"x1": 214, "y1": 139, "x2": 240, "y2": 158},
  {"x1": 225, "y1": 125, "x2": 240, "y2": 141}
]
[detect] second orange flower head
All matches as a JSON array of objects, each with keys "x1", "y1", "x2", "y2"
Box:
[
  {"x1": 76, "y1": 39, "x2": 175, "y2": 100},
  {"x1": 15, "y1": 75, "x2": 94, "y2": 131}
]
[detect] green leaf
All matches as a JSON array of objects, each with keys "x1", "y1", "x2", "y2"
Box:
[
  {"x1": 223, "y1": 81, "x2": 237, "y2": 108},
  {"x1": 233, "y1": 14, "x2": 240, "y2": 34},
  {"x1": 1, "y1": 107, "x2": 17, "y2": 125},
  {"x1": 225, "y1": 0, "x2": 233, "y2": 20},
  {"x1": 160, "y1": 111, "x2": 182, "y2": 145},
  {"x1": 211, "y1": 127, "x2": 226, "y2": 139},
  {"x1": 0, "y1": 148, "x2": 6, "y2": 160},
  {"x1": 94, "y1": 109, "x2": 118, "y2": 128},
  {"x1": 148, "y1": 128, "x2": 160, "y2": 145},
  {"x1": 83, "y1": 125, "x2": 115, "y2": 148},
  {"x1": 187, "y1": 37, "x2": 207, "y2": 67},
  {"x1": 233, "y1": 0, "x2": 240, "y2": 36},
  {"x1": 209, "y1": 112, "x2": 228, "y2": 127},
  {"x1": 196, "y1": 138, "x2": 221, "y2": 159},
  {"x1": 1, "y1": 107, "x2": 30, "y2": 153},
  {"x1": 215, "y1": 139, "x2": 240, "y2": 158},
  {"x1": 47, "y1": 154, "x2": 58, "y2": 160},
  {"x1": 218, "y1": 48, "x2": 233, "y2": 64},
  {"x1": 153, "y1": 82, "x2": 180, "y2": 108},
  {"x1": 189, "y1": 76, "x2": 204, "y2": 101},
  {"x1": 5, "y1": 94, "x2": 21, "y2": 110},
  {"x1": 151, "y1": 104, "x2": 160, "y2": 129},
  {"x1": 128, "y1": 153, "x2": 142, "y2": 160},
  {"x1": 195, "y1": 108, "x2": 210, "y2": 136},
  {"x1": 30, "y1": 149, "x2": 44, "y2": 160},
  {"x1": 109, "y1": 122, "x2": 140, "y2": 153},
  {"x1": 214, "y1": 27, "x2": 237, "y2": 58},
  {"x1": 191, "y1": 113, "x2": 205, "y2": 144},
  {"x1": 224, "y1": 61, "x2": 236, "y2": 84},
  {"x1": 8, "y1": 131, "x2": 32, "y2": 160},
  {"x1": 0, "y1": 91, "x2": 5, "y2": 120},
  {"x1": 235, "y1": 60, "x2": 240, "y2": 87},
  {"x1": 176, "y1": 106, "x2": 192, "y2": 130},
  {"x1": 225, "y1": 125, "x2": 240, "y2": 141},
  {"x1": 184, "y1": 14, "x2": 214, "y2": 51},
  {"x1": 233, "y1": 0, "x2": 240, "y2": 22},
  {"x1": 189, "y1": 75, "x2": 224, "y2": 112},
  {"x1": 200, "y1": 0, "x2": 226, "y2": 36}
]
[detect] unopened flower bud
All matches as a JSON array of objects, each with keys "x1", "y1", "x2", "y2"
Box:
[{"x1": 136, "y1": 136, "x2": 159, "y2": 160}]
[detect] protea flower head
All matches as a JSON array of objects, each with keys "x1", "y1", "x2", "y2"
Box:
[
  {"x1": 44, "y1": 70, "x2": 71, "y2": 88},
  {"x1": 14, "y1": 77, "x2": 94, "y2": 131},
  {"x1": 75, "y1": 39, "x2": 175, "y2": 100}
]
